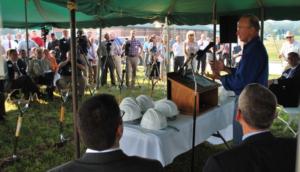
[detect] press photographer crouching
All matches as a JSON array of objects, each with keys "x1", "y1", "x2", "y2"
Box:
[
  {"x1": 122, "y1": 30, "x2": 143, "y2": 88},
  {"x1": 56, "y1": 51, "x2": 86, "y2": 99},
  {"x1": 76, "y1": 29, "x2": 90, "y2": 78},
  {"x1": 97, "y1": 33, "x2": 118, "y2": 87}
]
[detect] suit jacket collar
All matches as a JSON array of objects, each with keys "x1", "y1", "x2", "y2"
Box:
[
  {"x1": 78, "y1": 149, "x2": 128, "y2": 164},
  {"x1": 242, "y1": 131, "x2": 275, "y2": 144}
]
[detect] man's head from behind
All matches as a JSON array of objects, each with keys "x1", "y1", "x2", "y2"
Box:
[
  {"x1": 237, "y1": 83, "x2": 277, "y2": 130},
  {"x1": 77, "y1": 94, "x2": 123, "y2": 151}
]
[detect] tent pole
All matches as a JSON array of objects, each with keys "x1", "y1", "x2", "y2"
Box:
[
  {"x1": 97, "y1": 21, "x2": 102, "y2": 89},
  {"x1": 260, "y1": 7, "x2": 265, "y2": 41},
  {"x1": 297, "y1": 119, "x2": 300, "y2": 172},
  {"x1": 24, "y1": 0, "x2": 29, "y2": 64},
  {"x1": 166, "y1": 16, "x2": 170, "y2": 73},
  {"x1": 69, "y1": 0, "x2": 80, "y2": 159}
]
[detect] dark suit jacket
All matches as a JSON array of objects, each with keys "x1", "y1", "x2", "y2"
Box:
[
  {"x1": 270, "y1": 64, "x2": 300, "y2": 107},
  {"x1": 203, "y1": 132, "x2": 297, "y2": 172},
  {"x1": 6, "y1": 59, "x2": 27, "y2": 80},
  {"x1": 47, "y1": 149, "x2": 164, "y2": 172},
  {"x1": 59, "y1": 37, "x2": 70, "y2": 60}
]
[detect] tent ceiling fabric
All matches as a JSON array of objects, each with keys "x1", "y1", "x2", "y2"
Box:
[
  {"x1": 42, "y1": 0, "x2": 300, "y2": 27},
  {"x1": 1, "y1": 0, "x2": 300, "y2": 28},
  {"x1": 0, "y1": 0, "x2": 100, "y2": 28}
]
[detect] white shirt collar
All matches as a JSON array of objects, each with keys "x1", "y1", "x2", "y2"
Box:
[
  {"x1": 242, "y1": 130, "x2": 269, "y2": 140},
  {"x1": 86, "y1": 147, "x2": 121, "y2": 153}
]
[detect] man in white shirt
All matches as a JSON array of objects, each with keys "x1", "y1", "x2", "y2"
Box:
[
  {"x1": 197, "y1": 34, "x2": 209, "y2": 75},
  {"x1": 278, "y1": 31, "x2": 300, "y2": 71},
  {"x1": 173, "y1": 35, "x2": 184, "y2": 72},
  {"x1": 48, "y1": 94, "x2": 164, "y2": 172},
  {"x1": 14, "y1": 33, "x2": 22, "y2": 44},
  {"x1": 1, "y1": 33, "x2": 18, "y2": 54},
  {"x1": 87, "y1": 37, "x2": 99, "y2": 84}
]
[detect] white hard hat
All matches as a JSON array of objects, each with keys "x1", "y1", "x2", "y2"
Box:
[
  {"x1": 140, "y1": 108, "x2": 167, "y2": 130},
  {"x1": 155, "y1": 99, "x2": 179, "y2": 121},
  {"x1": 121, "y1": 97, "x2": 139, "y2": 105},
  {"x1": 119, "y1": 103, "x2": 143, "y2": 125},
  {"x1": 136, "y1": 95, "x2": 154, "y2": 113}
]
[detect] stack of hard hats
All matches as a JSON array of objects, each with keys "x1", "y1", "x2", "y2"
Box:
[
  {"x1": 120, "y1": 97, "x2": 142, "y2": 125},
  {"x1": 155, "y1": 99, "x2": 179, "y2": 121},
  {"x1": 140, "y1": 108, "x2": 167, "y2": 130},
  {"x1": 136, "y1": 95, "x2": 154, "y2": 113}
]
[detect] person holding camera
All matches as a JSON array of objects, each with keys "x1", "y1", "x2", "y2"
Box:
[
  {"x1": 56, "y1": 51, "x2": 86, "y2": 99},
  {"x1": 122, "y1": 30, "x2": 143, "y2": 88},
  {"x1": 76, "y1": 29, "x2": 90, "y2": 78},
  {"x1": 97, "y1": 33, "x2": 118, "y2": 87}
]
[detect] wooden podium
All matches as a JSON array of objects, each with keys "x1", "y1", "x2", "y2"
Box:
[{"x1": 167, "y1": 72, "x2": 221, "y2": 116}]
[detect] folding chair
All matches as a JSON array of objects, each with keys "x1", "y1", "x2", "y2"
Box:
[{"x1": 277, "y1": 104, "x2": 299, "y2": 137}]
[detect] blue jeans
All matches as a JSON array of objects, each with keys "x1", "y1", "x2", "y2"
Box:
[{"x1": 233, "y1": 95, "x2": 243, "y2": 146}]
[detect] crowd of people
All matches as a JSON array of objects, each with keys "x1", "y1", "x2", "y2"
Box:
[{"x1": 0, "y1": 14, "x2": 299, "y2": 172}]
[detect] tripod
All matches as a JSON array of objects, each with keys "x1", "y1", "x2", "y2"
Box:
[{"x1": 147, "y1": 49, "x2": 161, "y2": 98}]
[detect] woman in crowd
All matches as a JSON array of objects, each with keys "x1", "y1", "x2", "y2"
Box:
[
  {"x1": 184, "y1": 31, "x2": 199, "y2": 71},
  {"x1": 212, "y1": 35, "x2": 224, "y2": 60},
  {"x1": 43, "y1": 49, "x2": 60, "y2": 88},
  {"x1": 158, "y1": 35, "x2": 171, "y2": 84},
  {"x1": 148, "y1": 34, "x2": 161, "y2": 83}
]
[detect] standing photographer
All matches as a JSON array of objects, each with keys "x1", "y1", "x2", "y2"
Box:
[
  {"x1": 97, "y1": 33, "x2": 118, "y2": 87},
  {"x1": 76, "y1": 29, "x2": 90, "y2": 78},
  {"x1": 122, "y1": 30, "x2": 143, "y2": 88}
]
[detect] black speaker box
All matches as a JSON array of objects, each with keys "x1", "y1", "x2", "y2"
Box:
[{"x1": 220, "y1": 16, "x2": 238, "y2": 43}]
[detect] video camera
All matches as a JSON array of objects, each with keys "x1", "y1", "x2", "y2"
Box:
[
  {"x1": 124, "y1": 38, "x2": 130, "y2": 56},
  {"x1": 76, "y1": 31, "x2": 86, "y2": 43},
  {"x1": 41, "y1": 27, "x2": 49, "y2": 40}
]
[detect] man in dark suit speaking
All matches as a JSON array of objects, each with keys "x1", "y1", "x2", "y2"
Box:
[
  {"x1": 48, "y1": 94, "x2": 164, "y2": 172},
  {"x1": 268, "y1": 52, "x2": 300, "y2": 107},
  {"x1": 203, "y1": 83, "x2": 297, "y2": 172}
]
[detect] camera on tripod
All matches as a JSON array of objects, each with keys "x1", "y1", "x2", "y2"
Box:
[
  {"x1": 41, "y1": 27, "x2": 49, "y2": 40},
  {"x1": 105, "y1": 39, "x2": 114, "y2": 52},
  {"x1": 76, "y1": 31, "x2": 86, "y2": 43}
]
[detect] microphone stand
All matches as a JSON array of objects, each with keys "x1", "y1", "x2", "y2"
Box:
[
  {"x1": 176, "y1": 42, "x2": 214, "y2": 172},
  {"x1": 189, "y1": 54, "x2": 197, "y2": 172}
]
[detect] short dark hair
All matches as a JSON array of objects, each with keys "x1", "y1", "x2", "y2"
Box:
[
  {"x1": 8, "y1": 49, "x2": 17, "y2": 56},
  {"x1": 77, "y1": 94, "x2": 121, "y2": 150},
  {"x1": 288, "y1": 52, "x2": 299, "y2": 59},
  {"x1": 242, "y1": 14, "x2": 260, "y2": 32},
  {"x1": 239, "y1": 83, "x2": 277, "y2": 129}
]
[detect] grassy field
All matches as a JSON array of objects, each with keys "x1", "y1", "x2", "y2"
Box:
[{"x1": 0, "y1": 65, "x2": 297, "y2": 172}]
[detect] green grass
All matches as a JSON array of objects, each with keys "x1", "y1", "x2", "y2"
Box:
[{"x1": 0, "y1": 66, "x2": 295, "y2": 172}]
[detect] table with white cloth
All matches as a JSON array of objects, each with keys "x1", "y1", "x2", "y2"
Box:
[{"x1": 120, "y1": 97, "x2": 235, "y2": 166}]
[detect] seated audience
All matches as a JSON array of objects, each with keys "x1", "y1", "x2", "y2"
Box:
[
  {"x1": 28, "y1": 48, "x2": 55, "y2": 101},
  {"x1": 48, "y1": 94, "x2": 164, "y2": 172},
  {"x1": 203, "y1": 83, "x2": 297, "y2": 172},
  {"x1": 56, "y1": 51, "x2": 86, "y2": 99},
  {"x1": 4, "y1": 49, "x2": 45, "y2": 100},
  {"x1": 268, "y1": 52, "x2": 300, "y2": 107}
]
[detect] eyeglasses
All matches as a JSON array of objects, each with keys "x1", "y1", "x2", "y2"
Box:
[
  {"x1": 286, "y1": 36, "x2": 293, "y2": 39},
  {"x1": 189, "y1": 34, "x2": 194, "y2": 36},
  {"x1": 119, "y1": 110, "x2": 125, "y2": 124}
]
